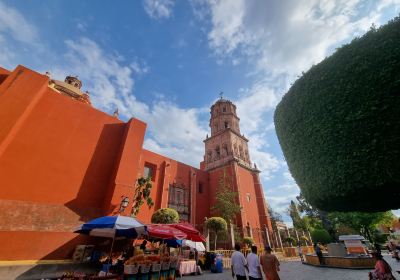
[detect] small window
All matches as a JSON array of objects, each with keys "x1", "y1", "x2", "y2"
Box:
[
  {"x1": 143, "y1": 163, "x2": 156, "y2": 181},
  {"x1": 223, "y1": 107, "x2": 226, "y2": 112},
  {"x1": 198, "y1": 183, "x2": 203, "y2": 194},
  {"x1": 246, "y1": 193, "x2": 251, "y2": 202},
  {"x1": 224, "y1": 121, "x2": 229, "y2": 128},
  {"x1": 215, "y1": 146, "x2": 220, "y2": 158}
]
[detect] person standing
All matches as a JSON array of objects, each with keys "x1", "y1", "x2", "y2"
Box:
[
  {"x1": 231, "y1": 243, "x2": 248, "y2": 280},
  {"x1": 260, "y1": 246, "x2": 280, "y2": 280},
  {"x1": 297, "y1": 245, "x2": 304, "y2": 262},
  {"x1": 247, "y1": 245, "x2": 262, "y2": 280},
  {"x1": 314, "y1": 243, "x2": 324, "y2": 265}
]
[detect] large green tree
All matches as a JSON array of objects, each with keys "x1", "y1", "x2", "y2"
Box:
[
  {"x1": 211, "y1": 168, "x2": 241, "y2": 223},
  {"x1": 288, "y1": 200, "x2": 308, "y2": 231},
  {"x1": 274, "y1": 17, "x2": 400, "y2": 211},
  {"x1": 329, "y1": 211, "x2": 394, "y2": 242}
]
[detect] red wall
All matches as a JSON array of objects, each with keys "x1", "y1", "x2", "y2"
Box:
[
  {"x1": 0, "y1": 66, "x2": 146, "y2": 260},
  {"x1": 136, "y1": 149, "x2": 210, "y2": 228},
  {"x1": 0, "y1": 65, "x2": 273, "y2": 260}
]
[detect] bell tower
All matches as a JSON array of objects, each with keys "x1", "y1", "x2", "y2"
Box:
[{"x1": 203, "y1": 96, "x2": 252, "y2": 171}]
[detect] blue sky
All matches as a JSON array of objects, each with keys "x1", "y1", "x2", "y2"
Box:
[{"x1": 1, "y1": 0, "x2": 399, "y2": 223}]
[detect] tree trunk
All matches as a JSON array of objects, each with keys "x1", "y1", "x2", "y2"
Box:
[
  {"x1": 215, "y1": 232, "x2": 218, "y2": 250},
  {"x1": 365, "y1": 226, "x2": 373, "y2": 242}
]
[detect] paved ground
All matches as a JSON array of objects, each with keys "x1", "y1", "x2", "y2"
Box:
[{"x1": 191, "y1": 255, "x2": 400, "y2": 280}]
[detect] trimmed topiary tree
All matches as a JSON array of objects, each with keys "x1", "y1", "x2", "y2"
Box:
[
  {"x1": 151, "y1": 208, "x2": 179, "y2": 224},
  {"x1": 274, "y1": 17, "x2": 400, "y2": 212},
  {"x1": 243, "y1": 236, "x2": 254, "y2": 247},
  {"x1": 284, "y1": 236, "x2": 297, "y2": 247},
  {"x1": 311, "y1": 229, "x2": 332, "y2": 245},
  {"x1": 205, "y1": 217, "x2": 228, "y2": 250}
]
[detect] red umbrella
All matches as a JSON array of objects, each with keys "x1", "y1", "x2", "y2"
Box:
[
  {"x1": 147, "y1": 224, "x2": 187, "y2": 240},
  {"x1": 169, "y1": 223, "x2": 206, "y2": 242}
]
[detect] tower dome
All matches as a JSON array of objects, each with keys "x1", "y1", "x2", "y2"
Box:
[
  {"x1": 64, "y1": 76, "x2": 82, "y2": 89},
  {"x1": 48, "y1": 75, "x2": 90, "y2": 105}
]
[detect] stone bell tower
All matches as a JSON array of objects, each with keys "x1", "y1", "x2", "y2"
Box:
[
  {"x1": 202, "y1": 95, "x2": 274, "y2": 248},
  {"x1": 203, "y1": 96, "x2": 252, "y2": 171}
]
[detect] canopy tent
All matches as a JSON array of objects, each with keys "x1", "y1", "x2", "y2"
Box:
[
  {"x1": 74, "y1": 215, "x2": 147, "y2": 238},
  {"x1": 74, "y1": 215, "x2": 146, "y2": 274},
  {"x1": 147, "y1": 224, "x2": 187, "y2": 240},
  {"x1": 168, "y1": 223, "x2": 206, "y2": 242},
  {"x1": 183, "y1": 240, "x2": 206, "y2": 252}
]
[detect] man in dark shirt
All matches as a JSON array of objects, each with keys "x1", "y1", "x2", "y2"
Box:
[{"x1": 315, "y1": 243, "x2": 324, "y2": 265}]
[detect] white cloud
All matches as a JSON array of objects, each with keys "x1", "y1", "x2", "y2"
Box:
[
  {"x1": 143, "y1": 0, "x2": 175, "y2": 20},
  {"x1": 232, "y1": 81, "x2": 282, "y2": 180},
  {"x1": 0, "y1": 1, "x2": 39, "y2": 45},
  {"x1": 76, "y1": 22, "x2": 87, "y2": 32},
  {"x1": 143, "y1": 101, "x2": 208, "y2": 167},
  {"x1": 264, "y1": 169, "x2": 300, "y2": 214},
  {"x1": 48, "y1": 37, "x2": 209, "y2": 167},
  {"x1": 235, "y1": 81, "x2": 279, "y2": 135},
  {"x1": 201, "y1": 0, "x2": 400, "y2": 77},
  {"x1": 0, "y1": 1, "x2": 40, "y2": 67}
]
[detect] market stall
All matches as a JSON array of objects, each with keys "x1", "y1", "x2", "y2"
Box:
[{"x1": 69, "y1": 220, "x2": 206, "y2": 279}]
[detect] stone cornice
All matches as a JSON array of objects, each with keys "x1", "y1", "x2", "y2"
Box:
[{"x1": 203, "y1": 128, "x2": 249, "y2": 143}]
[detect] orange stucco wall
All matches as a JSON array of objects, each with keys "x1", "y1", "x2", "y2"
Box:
[
  {"x1": 137, "y1": 149, "x2": 210, "y2": 228},
  {"x1": 0, "y1": 66, "x2": 146, "y2": 260},
  {"x1": 0, "y1": 65, "x2": 272, "y2": 260}
]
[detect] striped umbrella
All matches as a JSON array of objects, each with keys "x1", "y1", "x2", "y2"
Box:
[{"x1": 74, "y1": 215, "x2": 147, "y2": 238}]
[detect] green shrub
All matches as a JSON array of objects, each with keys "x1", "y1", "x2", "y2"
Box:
[
  {"x1": 284, "y1": 236, "x2": 297, "y2": 246},
  {"x1": 274, "y1": 17, "x2": 400, "y2": 212},
  {"x1": 311, "y1": 229, "x2": 332, "y2": 244},
  {"x1": 151, "y1": 208, "x2": 179, "y2": 224},
  {"x1": 243, "y1": 237, "x2": 254, "y2": 246}
]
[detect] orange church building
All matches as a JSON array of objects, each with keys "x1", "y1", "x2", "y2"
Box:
[{"x1": 0, "y1": 65, "x2": 273, "y2": 261}]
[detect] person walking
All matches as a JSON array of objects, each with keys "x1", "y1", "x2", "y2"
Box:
[
  {"x1": 231, "y1": 243, "x2": 248, "y2": 280},
  {"x1": 247, "y1": 245, "x2": 262, "y2": 280},
  {"x1": 369, "y1": 252, "x2": 395, "y2": 280},
  {"x1": 260, "y1": 246, "x2": 280, "y2": 280}
]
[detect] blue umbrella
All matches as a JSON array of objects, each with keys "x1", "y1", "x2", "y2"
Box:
[
  {"x1": 74, "y1": 216, "x2": 147, "y2": 275},
  {"x1": 74, "y1": 215, "x2": 147, "y2": 238}
]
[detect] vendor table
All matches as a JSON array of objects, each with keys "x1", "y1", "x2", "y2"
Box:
[{"x1": 178, "y1": 260, "x2": 197, "y2": 276}]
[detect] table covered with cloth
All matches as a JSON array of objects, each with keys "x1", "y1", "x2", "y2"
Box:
[{"x1": 178, "y1": 260, "x2": 197, "y2": 276}]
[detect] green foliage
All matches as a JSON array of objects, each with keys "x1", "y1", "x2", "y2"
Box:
[
  {"x1": 211, "y1": 168, "x2": 242, "y2": 223},
  {"x1": 274, "y1": 16, "x2": 400, "y2": 211},
  {"x1": 288, "y1": 200, "x2": 309, "y2": 231},
  {"x1": 243, "y1": 237, "x2": 254, "y2": 246},
  {"x1": 268, "y1": 207, "x2": 283, "y2": 231},
  {"x1": 285, "y1": 236, "x2": 297, "y2": 246},
  {"x1": 205, "y1": 217, "x2": 228, "y2": 250},
  {"x1": 131, "y1": 177, "x2": 154, "y2": 216},
  {"x1": 311, "y1": 229, "x2": 332, "y2": 244},
  {"x1": 151, "y1": 208, "x2": 179, "y2": 224},
  {"x1": 374, "y1": 231, "x2": 390, "y2": 245},
  {"x1": 329, "y1": 211, "x2": 394, "y2": 241}
]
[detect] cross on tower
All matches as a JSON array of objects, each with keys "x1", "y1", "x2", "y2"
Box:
[{"x1": 219, "y1": 91, "x2": 223, "y2": 99}]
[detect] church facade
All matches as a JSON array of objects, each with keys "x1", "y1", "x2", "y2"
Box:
[{"x1": 0, "y1": 65, "x2": 273, "y2": 261}]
